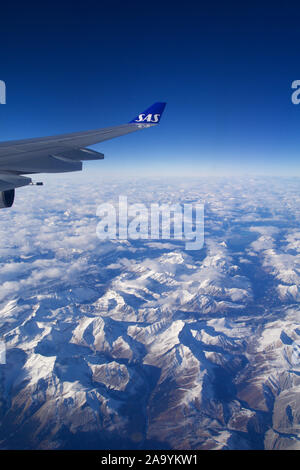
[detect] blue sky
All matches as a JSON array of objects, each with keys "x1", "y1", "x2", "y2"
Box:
[{"x1": 1, "y1": 1, "x2": 300, "y2": 176}]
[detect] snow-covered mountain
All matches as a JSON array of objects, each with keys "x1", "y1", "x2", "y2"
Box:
[{"x1": 0, "y1": 175, "x2": 300, "y2": 449}]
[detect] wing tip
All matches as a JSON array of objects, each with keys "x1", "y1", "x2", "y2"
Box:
[{"x1": 129, "y1": 102, "x2": 166, "y2": 124}]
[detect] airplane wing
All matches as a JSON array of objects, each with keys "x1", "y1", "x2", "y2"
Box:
[{"x1": 0, "y1": 102, "x2": 166, "y2": 207}]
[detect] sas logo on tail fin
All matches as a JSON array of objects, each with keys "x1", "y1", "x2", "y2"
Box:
[
  {"x1": 135, "y1": 113, "x2": 160, "y2": 123},
  {"x1": 129, "y1": 102, "x2": 166, "y2": 124}
]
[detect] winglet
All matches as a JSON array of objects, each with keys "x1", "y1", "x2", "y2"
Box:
[{"x1": 129, "y1": 102, "x2": 166, "y2": 124}]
